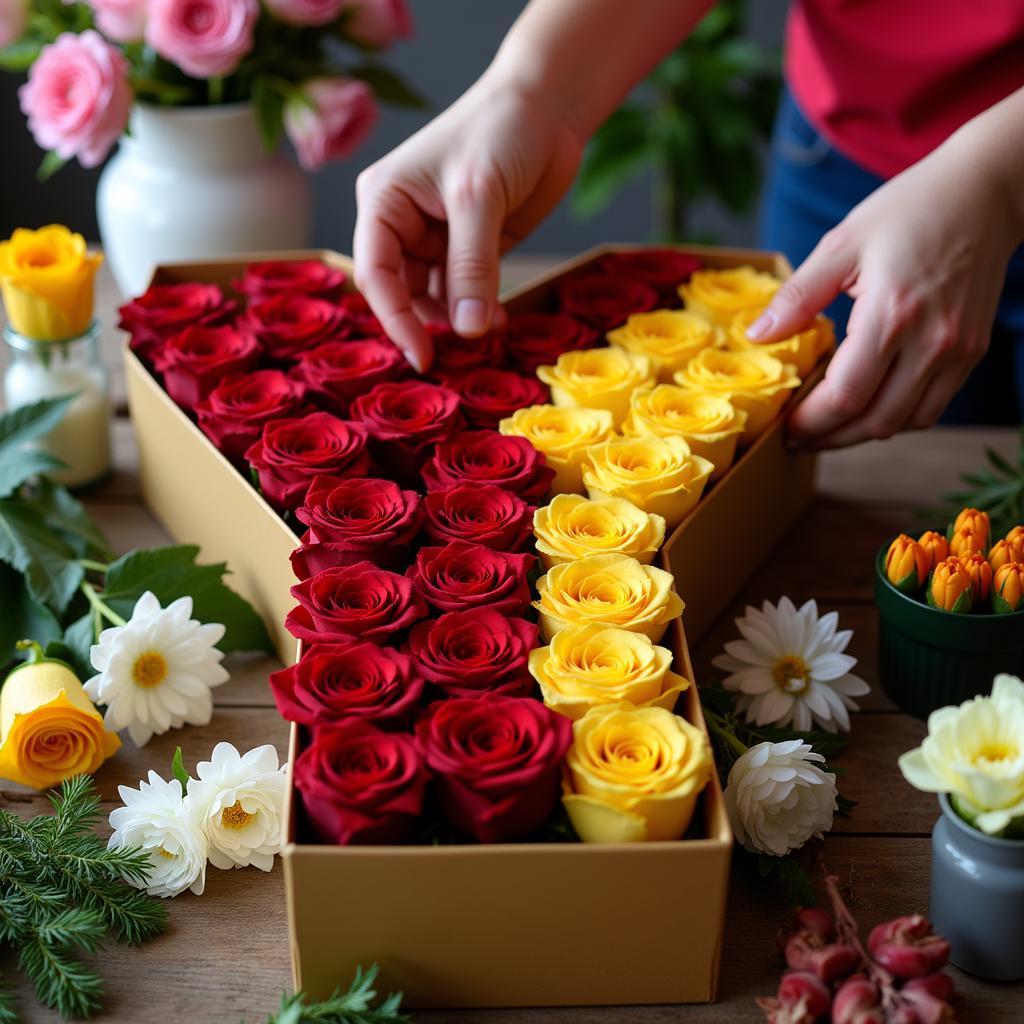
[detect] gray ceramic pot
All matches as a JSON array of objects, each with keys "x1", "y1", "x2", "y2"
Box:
[{"x1": 930, "y1": 794, "x2": 1024, "y2": 981}]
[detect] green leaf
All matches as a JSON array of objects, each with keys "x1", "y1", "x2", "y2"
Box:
[
  {"x1": 348, "y1": 64, "x2": 428, "y2": 108},
  {"x1": 170, "y1": 747, "x2": 190, "y2": 796},
  {"x1": 986, "y1": 446, "x2": 1019, "y2": 479},
  {"x1": 0, "y1": 396, "x2": 75, "y2": 498},
  {"x1": 56, "y1": 615, "x2": 96, "y2": 680},
  {"x1": 20, "y1": 480, "x2": 113, "y2": 561},
  {"x1": 37, "y1": 150, "x2": 68, "y2": 183},
  {"x1": 252, "y1": 77, "x2": 286, "y2": 152},
  {"x1": 101, "y1": 545, "x2": 271, "y2": 653},
  {"x1": 776, "y1": 856, "x2": 817, "y2": 906},
  {"x1": 572, "y1": 106, "x2": 651, "y2": 217},
  {"x1": 0, "y1": 564, "x2": 62, "y2": 667},
  {"x1": 0, "y1": 38, "x2": 43, "y2": 71}
]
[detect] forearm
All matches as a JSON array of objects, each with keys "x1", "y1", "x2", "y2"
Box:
[{"x1": 487, "y1": 0, "x2": 714, "y2": 141}]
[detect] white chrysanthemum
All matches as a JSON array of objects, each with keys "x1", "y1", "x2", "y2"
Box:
[
  {"x1": 108, "y1": 771, "x2": 208, "y2": 898},
  {"x1": 724, "y1": 740, "x2": 837, "y2": 856},
  {"x1": 84, "y1": 591, "x2": 228, "y2": 748},
  {"x1": 187, "y1": 742, "x2": 288, "y2": 871},
  {"x1": 712, "y1": 597, "x2": 869, "y2": 733}
]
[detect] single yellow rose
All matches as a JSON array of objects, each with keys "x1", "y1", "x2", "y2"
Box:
[
  {"x1": 0, "y1": 226, "x2": 103, "y2": 341},
  {"x1": 537, "y1": 346, "x2": 656, "y2": 425},
  {"x1": 723, "y1": 307, "x2": 835, "y2": 377},
  {"x1": 582, "y1": 434, "x2": 714, "y2": 528},
  {"x1": 0, "y1": 642, "x2": 120, "y2": 790},
  {"x1": 678, "y1": 265, "x2": 781, "y2": 327},
  {"x1": 534, "y1": 552, "x2": 684, "y2": 642},
  {"x1": 606, "y1": 309, "x2": 719, "y2": 382},
  {"x1": 622, "y1": 385, "x2": 747, "y2": 480},
  {"x1": 673, "y1": 348, "x2": 801, "y2": 443},
  {"x1": 530, "y1": 624, "x2": 690, "y2": 720},
  {"x1": 533, "y1": 493, "x2": 666, "y2": 568},
  {"x1": 563, "y1": 703, "x2": 713, "y2": 842}
]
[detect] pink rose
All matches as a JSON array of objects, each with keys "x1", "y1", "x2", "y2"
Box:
[
  {"x1": 88, "y1": 0, "x2": 148, "y2": 42},
  {"x1": 345, "y1": 0, "x2": 411, "y2": 47},
  {"x1": 146, "y1": 0, "x2": 258, "y2": 79},
  {"x1": 18, "y1": 31, "x2": 132, "y2": 168},
  {"x1": 0, "y1": 0, "x2": 27, "y2": 48},
  {"x1": 284, "y1": 77, "x2": 378, "y2": 172},
  {"x1": 263, "y1": 0, "x2": 345, "y2": 27}
]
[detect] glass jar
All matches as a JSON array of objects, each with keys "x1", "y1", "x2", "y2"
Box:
[{"x1": 3, "y1": 321, "x2": 112, "y2": 488}]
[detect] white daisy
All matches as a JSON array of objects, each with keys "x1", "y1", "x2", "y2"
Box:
[
  {"x1": 187, "y1": 742, "x2": 288, "y2": 871},
  {"x1": 84, "y1": 591, "x2": 229, "y2": 748},
  {"x1": 712, "y1": 596, "x2": 869, "y2": 733},
  {"x1": 108, "y1": 771, "x2": 208, "y2": 898}
]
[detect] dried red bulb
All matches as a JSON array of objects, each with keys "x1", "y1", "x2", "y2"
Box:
[
  {"x1": 833, "y1": 975, "x2": 884, "y2": 1024},
  {"x1": 784, "y1": 931, "x2": 859, "y2": 983},
  {"x1": 867, "y1": 915, "x2": 951, "y2": 979}
]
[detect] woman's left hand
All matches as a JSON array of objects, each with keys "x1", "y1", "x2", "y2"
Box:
[{"x1": 747, "y1": 127, "x2": 1023, "y2": 450}]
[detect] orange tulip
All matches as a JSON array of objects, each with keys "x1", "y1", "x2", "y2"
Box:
[
  {"x1": 949, "y1": 525, "x2": 988, "y2": 558},
  {"x1": 989, "y1": 528, "x2": 1024, "y2": 573},
  {"x1": 916, "y1": 530, "x2": 949, "y2": 573},
  {"x1": 927, "y1": 557, "x2": 974, "y2": 613},
  {"x1": 959, "y1": 552, "x2": 994, "y2": 603},
  {"x1": 884, "y1": 534, "x2": 928, "y2": 593},
  {"x1": 952, "y1": 507, "x2": 991, "y2": 544},
  {"x1": 992, "y1": 562, "x2": 1024, "y2": 614}
]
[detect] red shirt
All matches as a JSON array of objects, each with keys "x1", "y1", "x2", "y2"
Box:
[{"x1": 786, "y1": 0, "x2": 1024, "y2": 179}]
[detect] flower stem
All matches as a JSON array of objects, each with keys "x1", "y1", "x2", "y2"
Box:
[
  {"x1": 80, "y1": 581, "x2": 127, "y2": 628},
  {"x1": 78, "y1": 558, "x2": 109, "y2": 574},
  {"x1": 209, "y1": 76, "x2": 224, "y2": 105},
  {"x1": 704, "y1": 708, "x2": 750, "y2": 760}
]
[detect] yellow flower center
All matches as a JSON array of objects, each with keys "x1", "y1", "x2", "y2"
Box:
[
  {"x1": 220, "y1": 801, "x2": 255, "y2": 830},
  {"x1": 773, "y1": 655, "x2": 809, "y2": 694},
  {"x1": 974, "y1": 743, "x2": 1018, "y2": 765},
  {"x1": 132, "y1": 651, "x2": 168, "y2": 689},
  {"x1": 157, "y1": 848, "x2": 176, "y2": 860}
]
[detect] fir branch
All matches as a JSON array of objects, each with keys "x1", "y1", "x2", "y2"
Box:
[
  {"x1": 266, "y1": 966, "x2": 410, "y2": 1024},
  {"x1": 0, "y1": 985, "x2": 19, "y2": 1024}
]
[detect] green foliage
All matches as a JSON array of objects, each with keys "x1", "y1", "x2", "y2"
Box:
[
  {"x1": 171, "y1": 746, "x2": 191, "y2": 796},
  {"x1": 266, "y1": 966, "x2": 409, "y2": 1024},
  {"x1": 0, "y1": 776, "x2": 168, "y2": 1021},
  {"x1": 0, "y1": 396, "x2": 74, "y2": 498},
  {"x1": 573, "y1": 0, "x2": 779, "y2": 240}
]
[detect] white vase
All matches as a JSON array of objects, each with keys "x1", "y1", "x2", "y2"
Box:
[{"x1": 97, "y1": 103, "x2": 313, "y2": 297}]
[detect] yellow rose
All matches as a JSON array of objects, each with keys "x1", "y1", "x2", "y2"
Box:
[
  {"x1": 537, "y1": 346, "x2": 656, "y2": 425},
  {"x1": 533, "y1": 493, "x2": 666, "y2": 568},
  {"x1": 673, "y1": 348, "x2": 801, "y2": 443},
  {"x1": 563, "y1": 704, "x2": 713, "y2": 842},
  {"x1": 582, "y1": 434, "x2": 714, "y2": 528},
  {"x1": 498, "y1": 404, "x2": 616, "y2": 494},
  {"x1": 724, "y1": 307, "x2": 835, "y2": 377},
  {"x1": 530, "y1": 624, "x2": 690, "y2": 720},
  {"x1": 534, "y1": 552, "x2": 684, "y2": 642},
  {"x1": 678, "y1": 265, "x2": 781, "y2": 327},
  {"x1": 606, "y1": 309, "x2": 719, "y2": 382},
  {"x1": 0, "y1": 642, "x2": 120, "y2": 790},
  {"x1": 622, "y1": 385, "x2": 747, "y2": 481},
  {"x1": 0, "y1": 225, "x2": 103, "y2": 341}
]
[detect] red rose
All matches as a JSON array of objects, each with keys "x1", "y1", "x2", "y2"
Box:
[
  {"x1": 349, "y1": 381, "x2": 464, "y2": 482},
  {"x1": 416, "y1": 695, "x2": 572, "y2": 843},
  {"x1": 503, "y1": 312, "x2": 599, "y2": 374},
  {"x1": 233, "y1": 259, "x2": 347, "y2": 303},
  {"x1": 119, "y1": 282, "x2": 236, "y2": 363},
  {"x1": 336, "y1": 292, "x2": 384, "y2": 338},
  {"x1": 445, "y1": 368, "x2": 549, "y2": 429},
  {"x1": 422, "y1": 483, "x2": 534, "y2": 552},
  {"x1": 195, "y1": 370, "x2": 308, "y2": 461},
  {"x1": 406, "y1": 609, "x2": 538, "y2": 699},
  {"x1": 294, "y1": 721, "x2": 428, "y2": 844},
  {"x1": 270, "y1": 641, "x2": 424, "y2": 728},
  {"x1": 245, "y1": 412, "x2": 372, "y2": 512},
  {"x1": 239, "y1": 293, "x2": 347, "y2": 362},
  {"x1": 286, "y1": 561, "x2": 428, "y2": 644},
  {"x1": 408, "y1": 540, "x2": 534, "y2": 615},
  {"x1": 290, "y1": 475, "x2": 423, "y2": 578},
  {"x1": 556, "y1": 273, "x2": 659, "y2": 331},
  {"x1": 291, "y1": 339, "x2": 409, "y2": 414},
  {"x1": 153, "y1": 324, "x2": 261, "y2": 410},
  {"x1": 596, "y1": 249, "x2": 701, "y2": 299},
  {"x1": 427, "y1": 324, "x2": 506, "y2": 378},
  {"x1": 421, "y1": 430, "x2": 555, "y2": 501}
]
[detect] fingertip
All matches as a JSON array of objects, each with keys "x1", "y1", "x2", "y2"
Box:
[
  {"x1": 453, "y1": 298, "x2": 489, "y2": 337},
  {"x1": 745, "y1": 309, "x2": 777, "y2": 341}
]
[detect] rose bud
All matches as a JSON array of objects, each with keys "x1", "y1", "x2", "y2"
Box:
[
  {"x1": 291, "y1": 339, "x2": 409, "y2": 414},
  {"x1": 596, "y1": 249, "x2": 702, "y2": 301},
  {"x1": 988, "y1": 528, "x2": 1024, "y2": 572},
  {"x1": 992, "y1": 561, "x2": 1024, "y2": 613},
  {"x1": 239, "y1": 292, "x2": 346, "y2": 363},
  {"x1": 951, "y1": 506, "x2": 991, "y2": 546},
  {"x1": 959, "y1": 551, "x2": 993, "y2": 602},
  {"x1": 833, "y1": 975, "x2": 883, "y2": 1024},
  {"x1": 445, "y1": 368, "x2": 549, "y2": 430},
  {"x1": 867, "y1": 915, "x2": 950, "y2": 979},
  {"x1": 885, "y1": 534, "x2": 929, "y2": 592},
  {"x1": 776, "y1": 971, "x2": 832, "y2": 1021},
  {"x1": 556, "y1": 272, "x2": 660, "y2": 331},
  {"x1": 153, "y1": 324, "x2": 261, "y2": 410},
  {"x1": 784, "y1": 930, "x2": 859, "y2": 983},
  {"x1": 427, "y1": 324, "x2": 506, "y2": 378},
  {"x1": 232, "y1": 258, "x2": 347, "y2": 303},
  {"x1": 503, "y1": 312, "x2": 599, "y2": 374},
  {"x1": 926, "y1": 557, "x2": 974, "y2": 614},
  {"x1": 335, "y1": 292, "x2": 384, "y2": 338},
  {"x1": 408, "y1": 540, "x2": 535, "y2": 616},
  {"x1": 916, "y1": 531, "x2": 950, "y2": 574},
  {"x1": 421, "y1": 430, "x2": 555, "y2": 501},
  {"x1": 421, "y1": 482, "x2": 535, "y2": 552}
]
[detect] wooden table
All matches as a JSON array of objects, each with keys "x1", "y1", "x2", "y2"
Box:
[{"x1": 4, "y1": 263, "x2": 1023, "y2": 1022}]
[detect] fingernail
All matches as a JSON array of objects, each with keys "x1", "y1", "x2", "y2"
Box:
[
  {"x1": 454, "y1": 298, "x2": 488, "y2": 336},
  {"x1": 746, "y1": 310, "x2": 776, "y2": 341}
]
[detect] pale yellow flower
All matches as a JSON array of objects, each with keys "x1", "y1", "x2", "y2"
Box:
[
  {"x1": 607, "y1": 309, "x2": 719, "y2": 381},
  {"x1": 678, "y1": 265, "x2": 780, "y2": 327},
  {"x1": 724, "y1": 307, "x2": 834, "y2": 377},
  {"x1": 537, "y1": 346, "x2": 656, "y2": 425}
]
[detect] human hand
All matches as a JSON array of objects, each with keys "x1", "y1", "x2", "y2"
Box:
[
  {"x1": 747, "y1": 141, "x2": 1022, "y2": 449},
  {"x1": 353, "y1": 72, "x2": 584, "y2": 372}
]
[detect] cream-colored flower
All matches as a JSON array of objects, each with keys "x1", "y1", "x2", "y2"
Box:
[
  {"x1": 537, "y1": 346, "x2": 656, "y2": 425},
  {"x1": 607, "y1": 309, "x2": 719, "y2": 381},
  {"x1": 533, "y1": 493, "x2": 666, "y2": 568},
  {"x1": 582, "y1": 434, "x2": 714, "y2": 528},
  {"x1": 678, "y1": 265, "x2": 781, "y2": 327},
  {"x1": 723, "y1": 307, "x2": 834, "y2": 377}
]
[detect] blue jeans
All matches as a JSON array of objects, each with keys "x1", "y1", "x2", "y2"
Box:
[{"x1": 759, "y1": 87, "x2": 1024, "y2": 424}]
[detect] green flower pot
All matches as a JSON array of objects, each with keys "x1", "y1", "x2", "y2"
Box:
[{"x1": 874, "y1": 546, "x2": 1024, "y2": 719}]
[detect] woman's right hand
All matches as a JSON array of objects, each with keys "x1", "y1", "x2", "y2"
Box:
[{"x1": 353, "y1": 71, "x2": 585, "y2": 373}]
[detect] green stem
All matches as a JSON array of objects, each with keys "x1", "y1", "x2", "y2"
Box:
[
  {"x1": 78, "y1": 559, "x2": 109, "y2": 574},
  {"x1": 80, "y1": 581, "x2": 127, "y2": 628},
  {"x1": 208, "y1": 76, "x2": 224, "y2": 105},
  {"x1": 704, "y1": 708, "x2": 750, "y2": 760}
]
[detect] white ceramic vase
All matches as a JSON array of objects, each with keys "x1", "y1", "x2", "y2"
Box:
[{"x1": 97, "y1": 103, "x2": 313, "y2": 297}]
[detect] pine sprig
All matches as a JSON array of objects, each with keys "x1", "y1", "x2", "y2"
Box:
[
  {"x1": 0, "y1": 776, "x2": 168, "y2": 1021},
  {"x1": 266, "y1": 966, "x2": 410, "y2": 1024}
]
